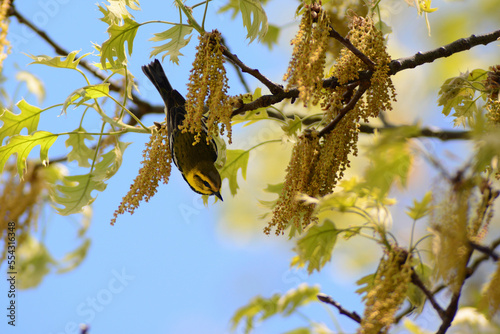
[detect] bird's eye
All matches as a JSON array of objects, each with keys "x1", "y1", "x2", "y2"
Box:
[{"x1": 202, "y1": 180, "x2": 210, "y2": 188}]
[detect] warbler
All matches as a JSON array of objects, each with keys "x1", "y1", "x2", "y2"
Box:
[{"x1": 142, "y1": 59, "x2": 223, "y2": 200}]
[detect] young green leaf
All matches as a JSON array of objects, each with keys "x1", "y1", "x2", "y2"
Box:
[
  {"x1": 292, "y1": 219, "x2": 339, "y2": 274},
  {"x1": 232, "y1": 88, "x2": 271, "y2": 126},
  {"x1": 403, "y1": 319, "x2": 433, "y2": 334},
  {"x1": 65, "y1": 128, "x2": 95, "y2": 168},
  {"x1": 52, "y1": 141, "x2": 129, "y2": 215},
  {"x1": 263, "y1": 182, "x2": 283, "y2": 195},
  {"x1": 15, "y1": 70, "x2": 46, "y2": 104},
  {"x1": 231, "y1": 294, "x2": 280, "y2": 334},
  {"x1": 257, "y1": 183, "x2": 282, "y2": 213},
  {"x1": 261, "y1": 24, "x2": 280, "y2": 50},
  {"x1": 281, "y1": 115, "x2": 302, "y2": 138},
  {"x1": 473, "y1": 129, "x2": 500, "y2": 173},
  {"x1": 355, "y1": 273, "x2": 376, "y2": 296},
  {"x1": 406, "y1": 263, "x2": 432, "y2": 312},
  {"x1": 27, "y1": 50, "x2": 91, "y2": 69},
  {"x1": 92, "y1": 141, "x2": 130, "y2": 181},
  {"x1": 149, "y1": 25, "x2": 193, "y2": 65},
  {"x1": 214, "y1": 135, "x2": 227, "y2": 170},
  {"x1": 100, "y1": 17, "x2": 140, "y2": 69},
  {"x1": 0, "y1": 131, "x2": 58, "y2": 176},
  {"x1": 231, "y1": 284, "x2": 321, "y2": 334},
  {"x1": 93, "y1": 62, "x2": 138, "y2": 99},
  {"x1": 98, "y1": 0, "x2": 140, "y2": 25},
  {"x1": 278, "y1": 283, "x2": 320, "y2": 316},
  {"x1": 62, "y1": 83, "x2": 110, "y2": 114},
  {"x1": 406, "y1": 191, "x2": 432, "y2": 220},
  {"x1": 218, "y1": 0, "x2": 239, "y2": 18},
  {"x1": 16, "y1": 235, "x2": 56, "y2": 289},
  {"x1": 437, "y1": 69, "x2": 487, "y2": 128},
  {"x1": 56, "y1": 238, "x2": 91, "y2": 274},
  {"x1": 240, "y1": 0, "x2": 269, "y2": 42},
  {"x1": 52, "y1": 174, "x2": 107, "y2": 215},
  {"x1": 219, "y1": 0, "x2": 269, "y2": 43},
  {"x1": 282, "y1": 328, "x2": 311, "y2": 334},
  {"x1": 219, "y1": 149, "x2": 249, "y2": 196},
  {"x1": 0, "y1": 99, "x2": 42, "y2": 145},
  {"x1": 362, "y1": 127, "x2": 415, "y2": 197},
  {"x1": 468, "y1": 69, "x2": 488, "y2": 84}
]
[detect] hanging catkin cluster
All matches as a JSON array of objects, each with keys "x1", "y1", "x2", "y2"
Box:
[
  {"x1": 266, "y1": 13, "x2": 396, "y2": 235},
  {"x1": 266, "y1": 109, "x2": 361, "y2": 235},
  {"x1": 327, "y1": 13, "x2": 396, "y2": 122},
  {"x1": 430, "y1": 176, "x2": 499, "y2": 307},
  {"x1": 181, "y1": 30, "x2": 233, "y2": 144},
  {"x1": 429, "y1": 184, "x2": 472, "y2": 293},
  {"x1": 0, "y1": 0, "x2": 11, "y2": 70},
  {"x1": 484, "y1": 65, "x2": 500, "y2": 125},
  {"x1": 111, "y1": 126, "x2": 172, "y2": 225},
  {"x1": 264, "y1": 131, "x2": 322, "y2": 235},
  {"x1": 358, "y1": 248, "x2": 412, "y2": 334},
  {"x1": 470, "y1": 179, "x2": 498, "y2": 241},
  {"x1": 283, "y1": 2, "x2": 331, "y2": 106},
  {"x1": 323, "y1": 0, "x2": 368, "y2": 57},
  {"x1": 0, "y1": 163, "x2": 45, "y2": 264}
]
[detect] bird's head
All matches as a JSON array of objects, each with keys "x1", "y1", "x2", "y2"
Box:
[{"x1": 185, "y1": 162, "x2": 223, "y2": 200}]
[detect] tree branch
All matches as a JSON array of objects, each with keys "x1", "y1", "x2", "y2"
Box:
[
  {"x1": 232, "y1": 28, "x2": 500, "y2": 116},
  {"x1": 222, "y1": 46, "x2": 284, "y2": 95},
  {"x1": 389, "y1": 29, "x2": 500, "y2": 75},
  {"x1": 413, "y1": 222, "x2": 500, "y2": 334},
  {"x1": 317, "y1": 293, "x2": 362, "y2": 323},
  {"x1": 470, "y1": 241, "x2": 500, "y2": 261},
  {"x1": 436, "y1": 291, "x2": 461, "y2": 334},
  {"x1": 358, "y1": 124, "x2": 471, "y2": 141},
  {"x1": 329, "y1": 26, "x2": 376, "y2": 71},
  {"x1": 318, "y1": 81, "x2": 370, "y2": 137},
  {"x1": 14, "y1": 0, "x2": 499, "y2": 130},
  {"x1": 411, "y1": 271, "x2": 446, "y2": 319},
  {"x1": 231, "y1": 90, "x2": 297, "y2": 117},
  {"x1": 431, "y1": 238, "x2": 500, "y2": 295},
  {"x1": 266, "y1": 110, "x2": 471, "y2": 140},
  {"x1": 436, "y1": 247, "x2": 474, "y2": 334},
  {"x1": 220, "y1": 37, "x2": 251, "y2": 93}
]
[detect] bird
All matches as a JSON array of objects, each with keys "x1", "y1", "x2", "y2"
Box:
[{"x1": 142, "y1": 59, "x2": 223, "y2": 201}]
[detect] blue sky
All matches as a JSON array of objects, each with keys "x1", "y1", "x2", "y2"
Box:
[{"x1": 1, "y1": 1, "x2": 499, "y2": 334}]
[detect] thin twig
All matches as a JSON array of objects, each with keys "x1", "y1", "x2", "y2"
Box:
[
  {"x1": 389, "y1": 30, "x2": 500, "y2": 75},
  {"x1": 402, "y1": 239, "x2": 500, "y2": 330},
  {"x1": 411, "y1": 271, "x2": 446, "y2": 319},
  {"x1": 221, "y1": 46, "x2": 284, "y2": 95},
  {"x1": 318, "y1": 81, "x2": 370, "y2": 137},
  {"x1": 436, "y1": 290, "x2": 461, "y2": 334},
  {"x1": 467, "y1": 238, "x2": 500, "y2": 277},
  {"x1": 317, "y1": 294, "x2": 362, "y2": 323},
  {"x1": 470, "y1": 241, "x2": 500, "y2": 261},
  {"x1": 329, "y1": 26, "x2": 376, "y2": 71},
  {"x1": 358, "y1": 124, "x2": 471, "y2": 141},
  {"x1": 437, "y1": 247, "x2": 474, "y2": 334},
  {"x1": 231, "y1": 90, "x2": 297, "y2": 117},
  {"x1": 265, "y1": 111, "x2": 471, "y2": 141},
  {"x1": 10, "y1": 5, "x2": 151, "y2": 110},
  {"x1": 220, "y1": 37, "x2": 251, "y2": 93}
]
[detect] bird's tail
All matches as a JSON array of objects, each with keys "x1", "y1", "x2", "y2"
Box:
[{"x1": 142, "y1": 59, "x2": 185, "y2": 109}]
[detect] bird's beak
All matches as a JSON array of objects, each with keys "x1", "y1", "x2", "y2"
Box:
[{"x1": 214, "y1": 191, "x2": 223, "y2": 201}]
